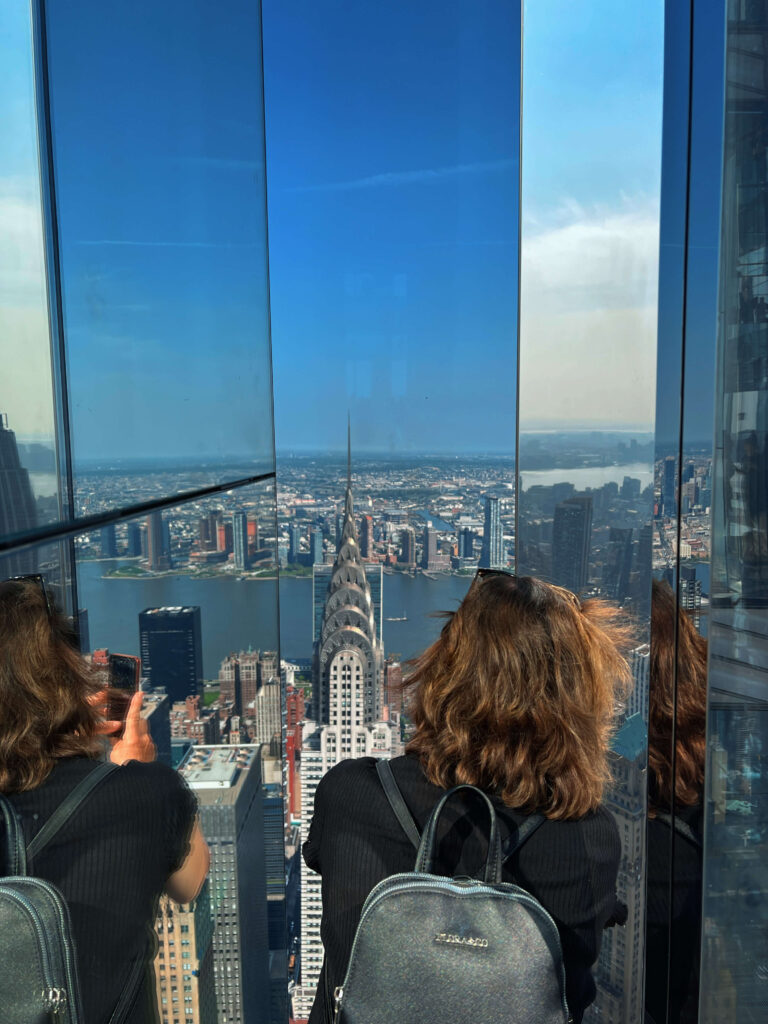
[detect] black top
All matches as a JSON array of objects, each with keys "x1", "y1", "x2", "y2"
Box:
[
  {"x1": 303, "y1": 754, "x2": 622, "y2": 1024},
  {"x1": 644, "y1": 803, "x2": 703, "y2": 1024},
  {"x1": 5, "y1": 756, "x2": 197, "y2": 1024}
]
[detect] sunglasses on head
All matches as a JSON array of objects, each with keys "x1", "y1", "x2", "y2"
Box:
[
  {"x1": 475, "y1": 567, "x2": 515, "y2": 580},
  {"x1": 7, "y1": 573, "x2": 56, "y2": 619}
]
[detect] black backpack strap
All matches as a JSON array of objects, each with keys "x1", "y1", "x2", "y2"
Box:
[
  {"x1": 655, "y1": 811, "x2": 702, "y2": 849},
  {"x1": 376, "y1": 758, "x2": 421, "y2": 851},
  {"x1": 27, "y1": 761, "x2": 120, "y2": 863},
  {"x1": 0, "y1": 792, "x2": 28, "y2": 875},
  {"x1": 502, "y1": 813, "x2": 546, "y2": 863}
]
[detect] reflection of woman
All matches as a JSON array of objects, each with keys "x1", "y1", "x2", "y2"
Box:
[
  {"x1": 0, "y1": 578, "x2": 210, "y2": 1024},
  {"x1": 304, "y1": 572, "x2": 632, "y2": 1024},
  {"x1": 645, "y1": 579, "x2": 707, "y2": 1024}
]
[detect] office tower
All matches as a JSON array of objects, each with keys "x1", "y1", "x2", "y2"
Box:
[
  {"x1": 288, "y1": 524, "x2": 302, "y2": 564},
  {"x1": 310, "y1": 526, "x2": 323, "y2": 566},
  {"x1": 100, "y1": 524, "x2": 117, "y2": 558},
  {"x1": 620, "y1": 476, "x2": 642, "y2": 501},
  {"x1": 139, "y1": 606, "x2": 203, "y2": 702},
  {"x1": 75, "y1": 609, "x2": 90, "y2": 654},
  {"x1": 140, "y1": 689, "x2": 172, "y2": 766},
  {"x1": 593, "y1": 715, "x2": 647, "y2": 1024},
  {"x1": 680, "y1": 564, "x2": 702, "y2": 632},
  {"x1": 180, "y1": 746, "x2": 271, "y2": 1024},
  {"x1": 625, "y1": 643, "x2": 650, "y2": 724},
  {"x1": 478, "y1": 495, "x2": 503, "y2": 569},
  {"x1": 312, "y1": 563, "x2": 383, "y2": 646},
  {"x1": 198, "y1": 517, "x2": 212, "y2": 550},
  {"x1": 360, "y1": 514, "x2": 374, "y2": 559},
  {"x1": 603, "y1": 527, "x2": 634, "y2": 603},
  {"x1": 552, "y1": 496, "x2": 593, "y2": 593},
  {"x1": 0, "y1": 413, "x2": 38, "y2": 575},
  {"x1": 459, "y1": 527, "x2": 475, "y2": 559},
  {"x1": 262, "y1": 780, "x2": 288, "y2": 1024},
  {"x1": 232, "y1": 512, "x2": 249, "y2": 570},
  {"x1": 399, "y1": 526, "x2": 416, "y2": 565},
  {"x1": 147, "y1": 510, "x2": 171, "y2": 570},
  {"x1": 219, "y1": 655, "x2": 244, "y2": 716},
  {"x1": 663, "y1": 455, "x2": 677, "y2": 516},
  {"x1": 682, "y1": 459, "x2": 695, "y2": 483},
  {"x1": 252, "y1": 678, "x2": 282, "y2": 744},
  {"x1": 382, "y1": 659, "x2": 404, "y2": 716},
  {"x1": 154, "y1": 885, "x2": 217, "y2": 1024},
  {"x1": 218, "y1": 521, "x2": 233, "y2": 554},
  {"x1": 297, "y1": 435, "x2": 396, "y2": 1020},
  {"x1": 421, "y1": 524, "x2": 438, "y2": 570},
  {"x1": 126, "y1": 522, "x2": 142, "y2": 557}
]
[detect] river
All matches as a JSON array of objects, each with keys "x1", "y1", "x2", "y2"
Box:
[{"x1": 77, "y1": 561, "x2": 472, "y2": 678}]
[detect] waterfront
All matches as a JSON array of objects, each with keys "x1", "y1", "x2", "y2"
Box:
[{"x1": 77, "y1": 560, "x2": 472, "y2": 677}]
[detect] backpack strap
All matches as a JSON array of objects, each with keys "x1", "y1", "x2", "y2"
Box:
[
  {"x1": 655, "y1": 811, "x2": 702, "y2": 849},
  {"x1": 376, "y1": 759, "x2": 421, "y2": 851},
  {"x1": 502, "y1": 813, "x2": 546, "y2": 863},
  {"x1": 0, "y1": 792, "x2": 28, "y2": 876},
  {"x1": 27, "y1": 761, "x2": 120, "y2": 864}
]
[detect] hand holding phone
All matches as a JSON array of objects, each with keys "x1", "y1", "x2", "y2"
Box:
[{"x1": 107, "y1": 653, "x2": 141, "y2": 737}]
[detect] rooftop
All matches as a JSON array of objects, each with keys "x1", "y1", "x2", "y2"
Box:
[{"x1": 179, "y1": 743, "x2": 260, "y2": 798}]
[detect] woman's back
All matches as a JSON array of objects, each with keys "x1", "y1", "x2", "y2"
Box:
[
  {"x1": 304, "y1": 754, "x2": 621, "y2": 1024},
  {"x1": 7, "y1": 756, "x2": 196, "y2": 1024}
]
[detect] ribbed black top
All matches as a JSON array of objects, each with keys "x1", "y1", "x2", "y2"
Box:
[
  {"x1": 5, "y1": 757, "x2": 196, "y2": 1024},
  {"x1": 303, "y1": 754, "x2": 621, "y2": 1024}
]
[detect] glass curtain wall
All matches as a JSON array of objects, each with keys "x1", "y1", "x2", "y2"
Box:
[
  {"x1": 0, "y1": 4, "x2": 284, "y2": 1024},
  {"x1": 262, "y1": 2, "x2": 521, "y2": 1018},
  {"x1": 701, "y1": 1, "x2": 768, "y2": 1020},
  {"x1": 517, "y1": 3, "x2": 664, "y2": 1023}
]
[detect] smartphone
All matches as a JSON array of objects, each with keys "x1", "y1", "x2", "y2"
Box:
[{"x1": 107, "y1": 654, "x2": 141, "y2": 736}]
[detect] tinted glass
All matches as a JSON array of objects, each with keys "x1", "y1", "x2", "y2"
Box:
[
  {"x1": 263, "y1": 2, "x2": 521, "y2": 1016},
  {"x1": 701, "y1": 2, "x2": 768, "y2": 1019},
  {"x1": 40, "y1": 0, "x2": 275, "y2": 517},
  {"x1": 0, "y1": 3, "x2": 61, "y2": 548},
  {"x1": 517, "y1": 3, "x2": 664, "y2": 1022}
]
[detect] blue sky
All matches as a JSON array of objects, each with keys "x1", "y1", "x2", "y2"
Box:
[{"x1": 2, "y1": 0, "x2": 677, "y2": 460}]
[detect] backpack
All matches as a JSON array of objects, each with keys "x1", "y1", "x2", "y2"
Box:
[
  {"x1": 0, "y1": 761, "x2": 147, "y2": 1024},
  {"x1": 329, "y1": 760, "x2": 571, "y2": 1024}
]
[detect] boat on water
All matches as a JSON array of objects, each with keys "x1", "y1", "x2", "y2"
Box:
[{"x1": 385, "y1": 610, "x2": 407, "y2": 622}]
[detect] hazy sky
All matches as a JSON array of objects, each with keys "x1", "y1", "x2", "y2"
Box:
[{"x1": 1, "y1": 1, "x2": 670, "y2": 460}]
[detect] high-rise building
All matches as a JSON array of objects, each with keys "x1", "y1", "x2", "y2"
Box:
[
  {"x1": 399, "y1": 526, "x2": 416, "y2": 565},
  {"x1": 421, "y1": 524, "x2": 438, "y2": 570},
  {"x1": 459, "y1": 527, "x2": 475, "y2": 559},
  {"x1": 180, "y1": 746, "x2": 271, "y2": 1024},
  {"x1": 288, "y1": 524, "x2": 302, "y2": 564},
  {"x1": 154, "y1": 884, "x2": 217, "y2": 1024},
  {"x1": 360, "y1": 514, "x2": 374, "y2": 559},
  {"x1": 0, "y1": 412, "x2": 38, "y2": 575},
  {"x1": 478, "y1": 495, "x2": 503, "y2": 569},
  {"x1": 680, "y1": 564, "x2": 702, "y2": 632},
  {"x1": 100, "y1": 524, "x2": 118, "y2": 558},
  {"x1": 312, "y1": 563, "x2": 382, "y2": 646},
  {"x1": 141, "y1": 689, "x2": 172, "y2": 766},
  {"x1": 620, "y1": 476, "x2": 642, "y2": 501},
  {"x1": 139, "y1": 606, "x2": 203, "y2": 703},
  {"x1": 625, "y1": 643, "x2": 650, "y2": 724},
  {"x1": 662, "y1": 455, "x2": 677, "y2": 517},
  {"x1": 603, "y1": 527, "x2": 634, "y2": 603},
  {"x1": 126, "y1": 522, "x2": 142, "y2": 557},
  {"x1": 310, "y1": 527, "x2": 323, "y2": 566},
  {"x1": 232, "y1": 512, "x2": 249, "y2": 570},
  {"x1": 147, "y1": 510, "x2": 171, "y2": 570},
  {"x1": 552, "y1": 496, "x2": 593, "y2": 593}
]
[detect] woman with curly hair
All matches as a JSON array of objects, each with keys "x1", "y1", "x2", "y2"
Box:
[
  {"x1": 0, "y1": 577, "x2": 210, "y2": 1024},
  {"x1": 304, "y1": 571, "x2": 633, "y2": 1023}
]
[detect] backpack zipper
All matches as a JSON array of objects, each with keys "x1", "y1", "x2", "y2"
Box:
[
  {"x1": 30, "y1": 878, "x2": 84, "y2": 1020},
  {"x1": 337, "y1": 874, "x2": 571, "y2": 1022},
  {"x1": 0, "y1": 884, "x2": 64, "y2": 1011}
]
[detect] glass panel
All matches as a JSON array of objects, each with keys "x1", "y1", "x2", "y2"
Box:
[
  {"x1": 518, "y1": 3, "x2": 664, "y2": 1022},
  {"x1": 0, "y1": 4, "x2": 60, "y2": 547},
  {"x1": 74, "y1": 480, "x2": 285, "y2": 1024},
  {"x1": 40, "y1": 0, "x2": 275, "y2": 518},
  {"x1": 263, "y1": 3, "x2": 521, "y2": 1017},
  {"x1": 701, "y1": 2, "x2": 768, "y2": 1020}
]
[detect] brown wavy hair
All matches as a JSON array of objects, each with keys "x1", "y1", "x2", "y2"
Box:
[
  {"x1": 0, "y1": 578, "x2": 102, "y2": 793},
  {"x1": 648, "y1": 579, "x2": 707, "y2": 813},
  {"x1": 405, "y1": 574, "x2": 633, "y2": 820}
]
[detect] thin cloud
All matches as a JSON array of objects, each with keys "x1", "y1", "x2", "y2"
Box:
[{"x1": 287, "y1": 157, "x2": 515, "y2": 194}]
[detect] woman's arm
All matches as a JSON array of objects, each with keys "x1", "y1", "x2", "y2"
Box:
[{"x1": 164, "y1": 818, "x2": 210, "y2": 903}]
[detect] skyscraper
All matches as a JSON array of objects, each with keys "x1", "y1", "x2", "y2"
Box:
[
  {"x1": 459, "y1": 527, "x2": 475, "y2": 559},
  {"x1": 663, "y1": 455, "x2": 677, "y2": 517},
  {"x1": 147, "y1": 510, "x2": 171, "y2": 570},
  {"x1": 288, "y1": 524, "x2": 302, "y2": 564},
  {"x1": 399, "y1": 526, "x2": 416, "y2": 565},
  {"x1": 0, "y1": 412, "x2": 38, "y2": 575},
  {"x1": 421, "y1": 524, "x2": 438, "y2": 570},
  {"x1": 310, "y1": 526, "x2": 323, "y2": 565},
  {"x1": 552, "y1": 496, "x2": 593, "y2": 593},
  {"x1": 126, "y1": 522, "x2": 142, "y2": 557},
  {"x1": 232, "y1": 512, "x2": 249, "y2": 570},
  {"x1": 139, "y1": 606, "x2": 203, "y2": 702},
  {"x1": 100, "y1": 524, "x2": 118, "y2": 558},
  {"x1": 154, "y1": 884, "x2": 217, "y2": 1024},
  {"x1": 360, "y1": 514, "x2": 374, "y2": 559},
  {"x1": 180, "y1": 746, "x2": 271, "y2": 1024},
  {"x1": 603, "y1": 527, "x2": 634, "y2": 603},
  {"x1": 478, "y1": 495, "x2": 503, "y2": 569}
]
